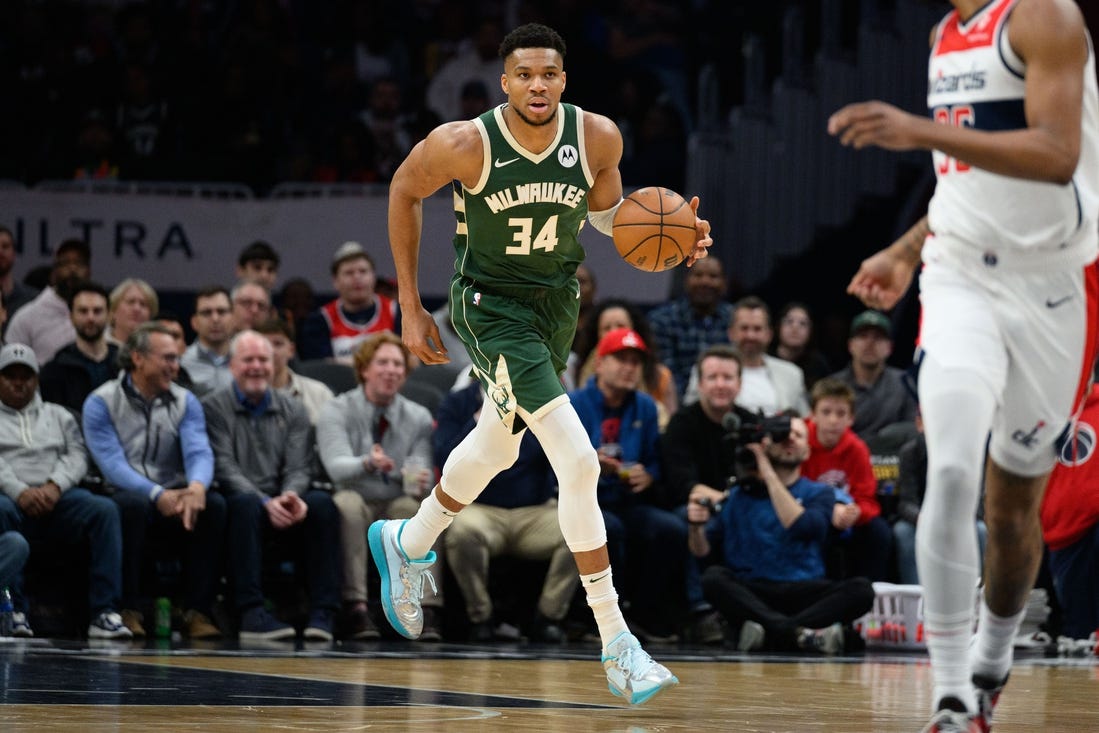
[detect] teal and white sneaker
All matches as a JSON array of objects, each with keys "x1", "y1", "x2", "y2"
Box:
[
  {"x1": 367, "y1": 519, "x2": 437, "y2": 640},
  {"x1": 601, "y1": 631, "x2": 678, "y2": 704}
]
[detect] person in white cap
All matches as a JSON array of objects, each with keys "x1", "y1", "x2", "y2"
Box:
[{"x1": 0, "y1": 342, "x2": 131, "y2": 639}]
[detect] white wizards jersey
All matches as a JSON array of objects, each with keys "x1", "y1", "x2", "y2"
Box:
[{"x1": 925, "y1": 0, "x2": 1099, "y2": 270}]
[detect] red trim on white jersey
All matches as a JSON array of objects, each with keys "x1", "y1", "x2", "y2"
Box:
[{"x1": 932, "y1": 0, "x2": 1014, "y2": 55}]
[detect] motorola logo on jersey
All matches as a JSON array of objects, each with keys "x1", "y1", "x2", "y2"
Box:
[
  {"x1": 558, "y1": 145, "x2": 578, "y2": 168},
  {"x1": 1057, "y1": 420, "x2": 1096, "y2": 467}
]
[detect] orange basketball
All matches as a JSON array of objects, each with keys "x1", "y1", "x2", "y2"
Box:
[{"x1": 612, "y1": 187, "x2": 695, "y2": 272}]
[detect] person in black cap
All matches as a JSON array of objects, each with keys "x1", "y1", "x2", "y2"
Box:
[{"x1": 828, "y1": 310, "x2": 916, "y2": 443}]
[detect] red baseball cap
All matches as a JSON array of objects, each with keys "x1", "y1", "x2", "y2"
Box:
[{"x1": 597, "y1": 327, "x2": 648, "y2": 357}]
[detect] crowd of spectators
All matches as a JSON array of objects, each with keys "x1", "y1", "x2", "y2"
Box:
[{"x1": 0, "y1": 232, "x2": 961, "y2": 649}]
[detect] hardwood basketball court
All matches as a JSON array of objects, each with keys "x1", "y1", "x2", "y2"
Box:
[{"x1": 1, "y1": 638, "x2": 1096, "y2": 731}]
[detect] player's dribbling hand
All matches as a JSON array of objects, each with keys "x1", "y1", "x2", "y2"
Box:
[
  {"x1": 684, "y1": 196, "x2": 712, "y2": 267},
  {"x1": 403, "y1": 307, "x2": 449, "y2": 365}
]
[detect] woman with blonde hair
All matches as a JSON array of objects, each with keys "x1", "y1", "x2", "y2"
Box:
[{"x1": 107, "y1": 278, "x2": 158, "y2": 347}]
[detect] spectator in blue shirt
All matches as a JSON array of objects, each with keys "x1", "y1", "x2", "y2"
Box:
[
  {"x1": 688, "y1": 416, "x2": 874, "y2": 654},
  {"x1": 83, "y1": 323, "x2": 226, "y2": 639},
  {"x1": 646, "y1": 257, "x2": 733, "y2": 400}
]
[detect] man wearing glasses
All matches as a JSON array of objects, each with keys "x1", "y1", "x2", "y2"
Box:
[
  {"x1": 83, "y1": 322, "x2": 227, "y2": 640},
  {"x1": 182, "y1": 286, "x2": 234, "y2": 396}
]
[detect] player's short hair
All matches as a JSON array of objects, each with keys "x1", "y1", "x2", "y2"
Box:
[{"x1": 499, "y1": 23, "x2": 566, "y2": 60}]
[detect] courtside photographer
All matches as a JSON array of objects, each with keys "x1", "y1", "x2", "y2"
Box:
[{"x1": 686, "y1": 415, "x2": 874, "y2": 654}]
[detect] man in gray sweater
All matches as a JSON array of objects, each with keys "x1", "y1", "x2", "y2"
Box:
[
  {"x1": 0, "y1": 343, "x2": 130, "y2": 639},
  {"x1": 203, "y1": 331, "x2": 340, "y2": 642}
]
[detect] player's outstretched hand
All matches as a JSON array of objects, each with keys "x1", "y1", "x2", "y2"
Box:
[
  {"x1": 847, "y1": 246, "x2": 917, "y2": 311},
  {"x1": 403, "y1": 307, "x2": 449, "y2": 365},
  {"x1": 828, "y1": 100, "x2": 923, "y2": 152},
  {"x1": 684, "y1": 196, "x2": 712, "y2": 267}
]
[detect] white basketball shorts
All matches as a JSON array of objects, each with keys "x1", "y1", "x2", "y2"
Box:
[{"x1": 917, "y1": 257, "x2": 1098, "y2": 476}]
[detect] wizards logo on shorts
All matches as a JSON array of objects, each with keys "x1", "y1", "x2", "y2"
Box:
[{"x1": 1056, "y1": 420, "x2": 1096, "y2": 467}]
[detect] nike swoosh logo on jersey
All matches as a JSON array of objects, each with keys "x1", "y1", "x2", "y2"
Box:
[
  {"x1": 494, "y1": 157, "x2": 520, "y2": 168},
  {"x1": 1046, "y1": 295, "x2": 1072, "y2": 308}
]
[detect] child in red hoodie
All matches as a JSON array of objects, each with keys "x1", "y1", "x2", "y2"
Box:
[{"x1": 803, "y1": 378, "x2": 893, "y2": 581}]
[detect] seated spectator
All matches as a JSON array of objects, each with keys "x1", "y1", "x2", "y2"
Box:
[
  {"x1": 255, "y1": 318, "x2": 334, "y2": 425},
  {"x1": 203, "y1": 331, "x2": 340, "y2": 642},
  {"x1": 106, "y1": 278, "x2": 157, "y2": 348},
  {"x1": 182, "y1": 286, "x2": 234, "y2": 396},
  {"x1": 236, "y1": 240, "x2": 280, "y2": 293},
  {"x1": 829, "y1": 310, "x2": 917, "y2": 443},
  {"x1": 0, "y1": 226, "x2": 40, "y2": 325},
  {"x1": 436, "y1": 381, "x2": 576, "y2": 642},
  {"x1": 769, "y1": 302, "x2": 832, "y2": 390},
  {"x1": 681, "y1": 295, "x2": 810, "y2": 415},
  {"x1": 661, "y1": 344, "x2": 753, "y2": 644},
  {"x1": 315, "y1": 333, "x2": 438, "y2": 639},
  {"x1": 231, "y1": 279, "x2": 272, "y2": 334},
  {"x1": 5, "y1": 239, "x2": 91, "y2": 365},
  {"x1": 895, "y1": 411, "x2": 987, "y2": 586},
  {"x1": 154, "y1": 310, "x2": 198, "y2": 391},
  {"x1": 40, "y1": 281, "x2": 121, "y2": 414},
  {"x1": 801, "y1": 378, "x2": 894, "y2": 582},
  {"x1": 298, "y1": 242, "x2": 400, "y2": 364},
  {"x1": 571, "y1": 298, "x2": 677, "y2": 427},
  {"x1": 647, "y1": 256, "x2": 733, "y2": 401},
  {"x1": 83, "y1": 324, "x2": 227, "y2": 639},
  {"x1": 688, "y1": 416, "x2": 875, "y2": 654},
  {"x1": 570, "y1": 327, "x2": 687, "y2": 640},
  {"x1": 0, "y1": 343, "x2": 130, "y2": 639}
]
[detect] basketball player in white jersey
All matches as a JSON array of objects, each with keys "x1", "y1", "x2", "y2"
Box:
[{"x1": 828, "y1": 0, "x2": 1098, "y2": 731}]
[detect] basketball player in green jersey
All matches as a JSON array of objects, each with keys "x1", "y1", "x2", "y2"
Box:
[{"x1": 368, "y1": 23, "x2": 711, "y2": 704}]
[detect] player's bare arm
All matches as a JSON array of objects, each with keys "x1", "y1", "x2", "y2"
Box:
[
  {"x1": 388, "y1": 121, "x2": 484, "y2": 365},
  {"x1": 828, "y1": 0, "x2": 1087, "y2": 183},
  {"x1": 847, "y1": 215, "x2": 930, "y2": 310}
]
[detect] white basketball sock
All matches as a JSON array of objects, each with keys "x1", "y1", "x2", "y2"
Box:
[
  {"x1": 970, "y1": 595, "x2": 1024, "y2": 681},
  {"x1": 581, "y1": 567, "x2": 629, "y2": 651},
  {"x1": 400, "y1": 490, "x2": 456, "y2": 560}
]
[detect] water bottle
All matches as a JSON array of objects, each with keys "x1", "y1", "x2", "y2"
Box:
[
  {"x1": 0, "y1": 587, "x2": 14, "y2": 637},
  {"x1": 154, "y1": 596, "x2": 172, "y2": 639}
]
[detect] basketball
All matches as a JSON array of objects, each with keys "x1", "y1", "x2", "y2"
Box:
[{"x1": 612, "y1": 187, "x2": 695, "y2": 272}]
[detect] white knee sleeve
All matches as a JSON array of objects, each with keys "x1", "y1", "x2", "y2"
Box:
[
  {"x1": 523, "y1": 402, "x2": 605, "y2": 553},
  {"x1": 916, "y1": 353, "x2": 997, "y2": 617},
  {"x1": 440, "y1": 395, "x2": 525, "y2": 506}
]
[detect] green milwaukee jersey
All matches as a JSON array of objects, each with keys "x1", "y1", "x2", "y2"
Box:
[{"x1": 451, "y1": 103, "x2": 595, "y2": 291}]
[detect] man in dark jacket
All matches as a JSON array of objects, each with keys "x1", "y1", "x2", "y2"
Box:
[{"x1": 40, "y1": 281, "x2": 120, "y2": 413}]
